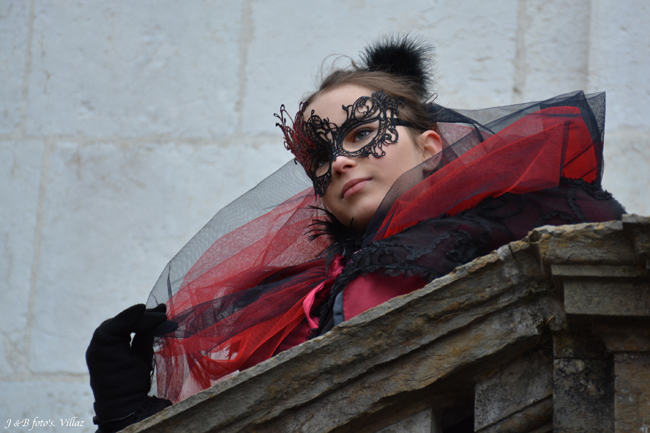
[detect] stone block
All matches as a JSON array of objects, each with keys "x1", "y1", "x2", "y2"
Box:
[
  {"x1": 475, "y1": 398, "x2": 552, "y2": 433},
  {"x1": 0, "y1": 141, "x2": 44, "y2": 376},
  {"x1": 622, "y1": 214, "x2": 650, "y2": 256},
  {"x1": 589, "y1": 0, "x2": 650, "y2": 131},
  {"x1": 614, "y1": 353, "x2": 650, "y2": 433},
  {"x1": 553, "y1": 330, "x2": 608, "y2": 360},
  {"x1": 375, "y1": 409, "x2": 435, "y2": 433},
  {"x1": 563, "y1": 279, "x2": 650, "y2": 317},
  {"x1": 475, "y1": 350, "x2": 553, "y2": 430},
  {"x1": 428, "y1": 0, "x2": 518, "y2": 109},
  {"x1": 532, "y1": 221, "x2": 637, "y2": 266},
  {"x1": 550, "y1": 263, "x2": 646, "y2": 278},
  {"x1": 28, "y1": 138, "x2": 288, "y2": 374},
  {"x1": 515, "y1": 0, "x2": 591, "y2": 101},
  {"x1": 242, "y1": 0, "x2": 519, "y2": 136},
  {"x1": 26, "y1": 0, "x2": 241, "y2": 138},
  {"x1": 553, "y1": 358, "x2": 614, "y2": 432},
  {"x1": 593, "y1": 321, "x2": 650, "y2": 352},
  {"x1": 0, "y1": 0, "x2": 30, "y2": 134}
]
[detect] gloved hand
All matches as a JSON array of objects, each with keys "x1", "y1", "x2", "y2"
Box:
[{"x1": 86, "y1": 304, "x2": 175, "y2": 432}]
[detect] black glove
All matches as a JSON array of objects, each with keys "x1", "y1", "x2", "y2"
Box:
[{"x1": 86, "y1": 304, "x2": 175, "y2": 432}]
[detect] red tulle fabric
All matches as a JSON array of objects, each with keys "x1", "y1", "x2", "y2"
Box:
[
  {"x1": 155, "y1": 105, "x2": 602, "y2": 403},
  {"x1": 373, "y1": 107, "x2": 596, "y2": 241},
  {"x1": 155, "y1": 191, "x2": 329, "y2": 401}
]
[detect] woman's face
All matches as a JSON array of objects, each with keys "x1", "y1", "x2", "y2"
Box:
[{"x1": 307, "y1": 84, "x2": 441, "y2": 231}]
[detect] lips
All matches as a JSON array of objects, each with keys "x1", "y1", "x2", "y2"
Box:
[{"x1": 341, "y1": 178, "x2": 371, "y2": 198}]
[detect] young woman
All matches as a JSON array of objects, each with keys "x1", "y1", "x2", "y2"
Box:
[{"x1": 86, "y1": 36, "x2": 625, "y2": 432}]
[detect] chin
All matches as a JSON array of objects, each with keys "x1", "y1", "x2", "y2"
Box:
[
  {"x1": 346, "y1": 212, "x2": 374, "y2": 232},
  {"x1": 327, "y1": 199, "x2": 380, "y2": 232}
]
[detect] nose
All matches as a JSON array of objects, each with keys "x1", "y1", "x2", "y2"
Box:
[{"x1": 331, "y1": 154, "x2": 357, "y2": 174}]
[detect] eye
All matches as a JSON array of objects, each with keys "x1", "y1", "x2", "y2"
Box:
[
  {"x1": 311, "y1": 155, "x2": 330, "y2": 175},
  {"x1": 352, "y1": 127, "x2": 373, "y2": 142}
]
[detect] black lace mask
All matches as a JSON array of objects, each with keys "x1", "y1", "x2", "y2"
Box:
[{"x1": 277, "y1": 91, "x2": 411, "y2": 196}]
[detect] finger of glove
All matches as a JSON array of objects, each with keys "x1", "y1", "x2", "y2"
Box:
[
  {"x1": 133, "y1": 312, "x2": 168, "y2": 335},
  {"x1": 90, "y1": 304, "x2": 146, "y2": 345},
  {"x1": 146, "y1": 304, "x2": 177, "y2": 336},
  {"x1": 148, "y1": 303, "x2": 167, "y2": 314},
  {"x1": 130, "y1": 308, "x2": 170, "y2": 360}
]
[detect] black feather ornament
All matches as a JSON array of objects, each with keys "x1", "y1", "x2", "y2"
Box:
[{"x1": 359, "y1": 35, "x2": 435, "y2": 100}]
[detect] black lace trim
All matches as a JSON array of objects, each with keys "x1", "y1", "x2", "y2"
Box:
[
  {"x1": 311, "y1": 215, "x2": 489, "y2": 336},
  {"x1": 564, "y1": 177, "x2": 615, "y2": 201},
  {"x1": 537, "y1": 211, "x2": 578, "y2": 226}
]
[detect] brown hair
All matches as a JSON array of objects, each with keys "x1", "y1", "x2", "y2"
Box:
[{"x1": 303, "y1": 68, "x2": 438, "y2": 142}]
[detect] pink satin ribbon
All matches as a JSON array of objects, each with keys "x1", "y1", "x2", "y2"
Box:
[{"x1": 303, "y1": 255, "x2": 345, "y2": 329}]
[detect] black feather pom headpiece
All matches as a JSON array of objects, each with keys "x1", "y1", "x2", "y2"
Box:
[{"x1": 359, "y1": 34, "x2": 434, "y2": 100}]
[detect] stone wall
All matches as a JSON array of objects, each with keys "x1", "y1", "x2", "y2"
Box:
[{"x1": 1, "y1": 1, "x2": 649, "y2": 431}]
